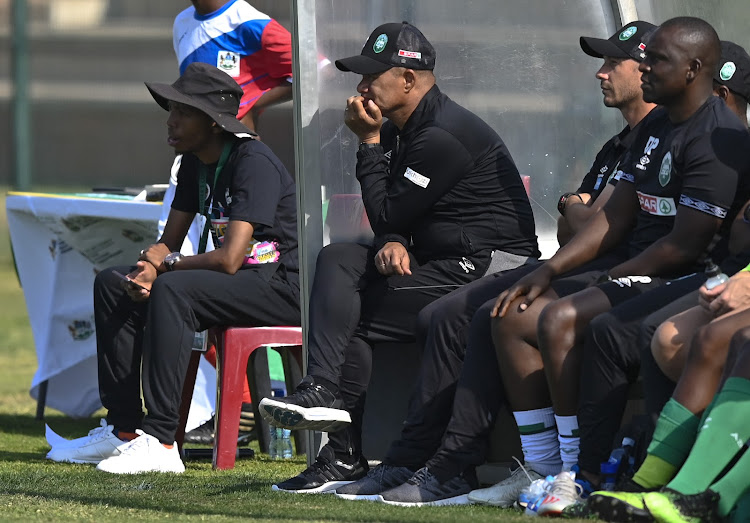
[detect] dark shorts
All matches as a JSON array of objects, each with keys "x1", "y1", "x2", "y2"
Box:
[{"x1": 550, "y1": 269, "x2": 686, "y2": 307}]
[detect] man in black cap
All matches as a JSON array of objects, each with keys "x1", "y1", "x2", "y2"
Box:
[
  {"x1": 45, "y1": 62, "x2": 300, "y2": 473},
  {"x1": 557, "y1": 20, "x2": 658, "y2": 246},
  {"x1": 325, "y1": 20, "x2": 658, "y2": 508},
  {"x1": 713, "y1": 40, "x2": 750, "y2": 125},
  {"x1": 259, "y1": 21, "x2": 540, "y2": 493}
]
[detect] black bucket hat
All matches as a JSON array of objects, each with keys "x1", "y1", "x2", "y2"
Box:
[
  {"x1": 580, "y1": 21, "x2": 658, "y2": 62},
  {"x1": 145, "y1": 62, "x2": 254, "y2": 137},
  {"x1": 335, "y1": 21, "x2": 435, "y2": 74}
]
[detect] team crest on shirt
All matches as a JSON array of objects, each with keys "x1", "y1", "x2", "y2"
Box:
[
  {"x1": 218, "y1": 51, "x2": 240, "y2": 77},
  {"x1": 658, "y1": 152, "x2": 672, "y2": 186}
]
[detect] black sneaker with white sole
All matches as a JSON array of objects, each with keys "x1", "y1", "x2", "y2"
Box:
[
  {"x1": 334, "y1": 463, "x2": 416, "y2": 501},
  {"x1": 184, "y1": 403, "x2": 255, "y2": 446},
  {"x1": 379, "y1": 467, "x2": 477, "y2": 507},
  {"x1": 272, "y1": 446, "x2": 368, "y2": 494},
  {"x1": 259, "y1": 376, "x2": 351, "y2": 432}
]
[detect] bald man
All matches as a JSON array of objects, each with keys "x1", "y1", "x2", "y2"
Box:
[{"x1": 490, "y1": 16, "x2": 750, "y2": 515}]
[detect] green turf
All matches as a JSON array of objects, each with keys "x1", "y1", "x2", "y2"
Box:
[{"x1": 0, "y1": 187, "x2": 596, "y2": 521}]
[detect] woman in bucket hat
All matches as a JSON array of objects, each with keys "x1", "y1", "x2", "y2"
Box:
[{"x1": 46, "y1": 63, "x2": 300, "y2": 473}]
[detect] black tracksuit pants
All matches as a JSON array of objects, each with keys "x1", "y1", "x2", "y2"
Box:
[
  {"x1": 577, "y1": 273, "x2": 704, "y2": 475},
  {"x1": 94, "y1": 265, "x2": 300, "y2": 444},
  {"x1": 383, "y1": 255, "x2": 620, "y2": 481},
  {"x1": 305, "y1": 242, "x2": 494, "y2": 460}
]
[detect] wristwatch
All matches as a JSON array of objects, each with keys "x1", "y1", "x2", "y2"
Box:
[
  {"x1": 163, "y1": 252, "x2": 183, "y2": 271},
  {"x1": 358, "y1": 142, "x2": 381, "y2": 153},
  {"x1": 557, "y1": 192, "x2": 581, "y2": 216}
]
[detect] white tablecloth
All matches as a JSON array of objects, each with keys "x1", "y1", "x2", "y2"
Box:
[{"x1": 6, "y1": 192, "x2": 215, "y2": 425}]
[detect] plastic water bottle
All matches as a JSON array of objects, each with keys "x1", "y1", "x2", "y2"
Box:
[
  {"x1": 267, "y1": 387, "x2": 292, "y2": 459},
  {"x1": 280, "y1": 428, "x2": 293, "y2": 459},
  {"x1": 268, "y1": 427, "x2": 293, "y2": 459},
  {"x1": 600, "y1": 437, "x2": 635, "y2": 490},
  {"x1": 704, "y1": 259, "x2": 729, "y2": 290},
  {"x1": 268, "y1": 426, "x2": 280, "y2": 459}
]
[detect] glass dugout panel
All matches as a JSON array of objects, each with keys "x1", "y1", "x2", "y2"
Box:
[{"x1": 294, "y1": 0, "x2": 625, "y2": 274}]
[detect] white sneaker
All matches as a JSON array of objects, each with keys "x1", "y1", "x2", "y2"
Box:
[
  {"x1": 96, "y1": 431, "x2": 185, "y2": 474},
  {"x1": 467, "y1": 464, "x2": 543, "y2": 507},
  {"x1": 46, "y1": 419, "x2": 125, "y2": 464},
  {"x1": 536, "y1": 470, "x2": 583, "y2": 516}
]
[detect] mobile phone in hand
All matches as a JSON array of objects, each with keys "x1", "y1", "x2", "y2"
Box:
[{"x1": 111, "y1": 269, "x2": 148, "y2": 291}]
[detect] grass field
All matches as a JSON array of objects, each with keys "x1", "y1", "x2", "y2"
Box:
[{"x1": 0, "y1": 188, "x2": 593, "y2": 522}]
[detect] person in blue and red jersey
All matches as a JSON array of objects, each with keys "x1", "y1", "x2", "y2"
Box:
[{"x1": 174, "y1": 0, "x2": 293, "y2": 133}]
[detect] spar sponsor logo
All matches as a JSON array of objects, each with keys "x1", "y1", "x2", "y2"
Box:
[{"x1": 637, "y1": 191, "x2": 676, "y2": 216}]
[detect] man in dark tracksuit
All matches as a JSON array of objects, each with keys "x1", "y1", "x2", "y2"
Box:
[{"x1": 260, "y1": 21, "x2": 540, "y2": 493}]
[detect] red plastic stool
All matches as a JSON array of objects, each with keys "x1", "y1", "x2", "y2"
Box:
[{"x1": 177, "y1": 326, "x2": 303, "y2": 470}]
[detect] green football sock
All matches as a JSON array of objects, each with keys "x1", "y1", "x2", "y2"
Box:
[
  {"x1": 632, "y1": 398, "x2": 699, "y2": 489},
  {"x1": 669, "y1": 378, "x2": 750, "y2": 499},
  {"x1": 632, "y1": 454, "x2": 678, "y2": 490},
  {"x1": 709, "y1": 447, "x2": 750, "y2": 517}
]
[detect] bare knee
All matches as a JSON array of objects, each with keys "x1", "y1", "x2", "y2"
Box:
[
  {"x1": 492, "y1": 300, "x2": 538, "y2": 343},
  {"x1": 689, "y1": 323, "x2": 730, "y2": 367},
  {"x1": 538, "y1": 301, "x2": 576, "y2": 346},
  {"x1": 652, "y1": 321, "x2": 681, "y2": 370}
]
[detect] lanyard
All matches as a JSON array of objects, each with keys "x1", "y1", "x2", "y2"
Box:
[{"x1": 197, "y1": 140, "x2": 234, "y2": 254}]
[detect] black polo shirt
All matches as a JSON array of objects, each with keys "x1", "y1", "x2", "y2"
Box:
[
  {"x1": 577, "y1": 108, "x2": 655, "y2": 200},
  {"x1": 614, "y1": 97, "x2": 750, "y2": 272}
]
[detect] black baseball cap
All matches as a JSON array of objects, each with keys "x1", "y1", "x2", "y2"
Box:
[
  {"x1": 715, "y1": 41, "x2": 750, "y2": 102},
  {"x1": 335, "y1": 21, "x2": 435, "y2": 74},
  {"x1": 580, "y1": 21, "x2": 657, "y2": 62},
  {"x1": 145, "y1": 62, "x2": 255, "y2": 137}
]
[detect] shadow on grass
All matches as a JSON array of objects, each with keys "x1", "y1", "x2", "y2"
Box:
[
  {"x1": 0, "y1": 413, "x2": 46, "y2": 437},
  {"x1": 0, "y1": 412, "x2": 102, "y2": 438},
  {"x1": 0, "y1": 450, "x2": 49, "y2": 463},
  {"x1": 0, "y1": 483, "x2": 379, "y2": 522}
]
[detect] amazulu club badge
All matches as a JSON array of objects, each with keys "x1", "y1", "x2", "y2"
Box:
[
  {"x1": 619, "y1": 26, "x2": 637, "y2": 40},
  {"x1": 659, "y1": 152, "x2": 672, "y2": 187},
  {"x1": 720, "y1": 61, "x2": 737, "y2": 81},
  {"x1": 373, "y1": 34, "x2": 388, "y2": 53}
]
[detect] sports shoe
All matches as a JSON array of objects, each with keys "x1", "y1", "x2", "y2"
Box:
[
  {"x1": 536, "y1": 470, "x2": 588, "y2": 516},
  {"x1": 272, "y1": 446, "x2": 368, "y2": 493},
  {"x1": 259, "y1": 376, "x2": 351, "y2": 432},
  {"x1": 335, "y1": 463, "x2": 415, "y2": 501},
  {"x1": 184, "y1": 403, "x2": 255, "y2": 446},
  {"x1": 96, "y1": 431, "x2": 185, "y2": 474},
  {"x1": 587, "y1": 490, "x2": 652, "y2": 522},
  {"x1": 379, "y1": 467, "x2": 477, "y2": 507},
  {"x1": 643, "y1": 488, "x2": 720, "y2": 523},
  {"x1": 46, "y1": 419, "x2": 125, "y2": 464},
  {"x1": 468, "y1": 463, "x2": 544, "y2": 507}
]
